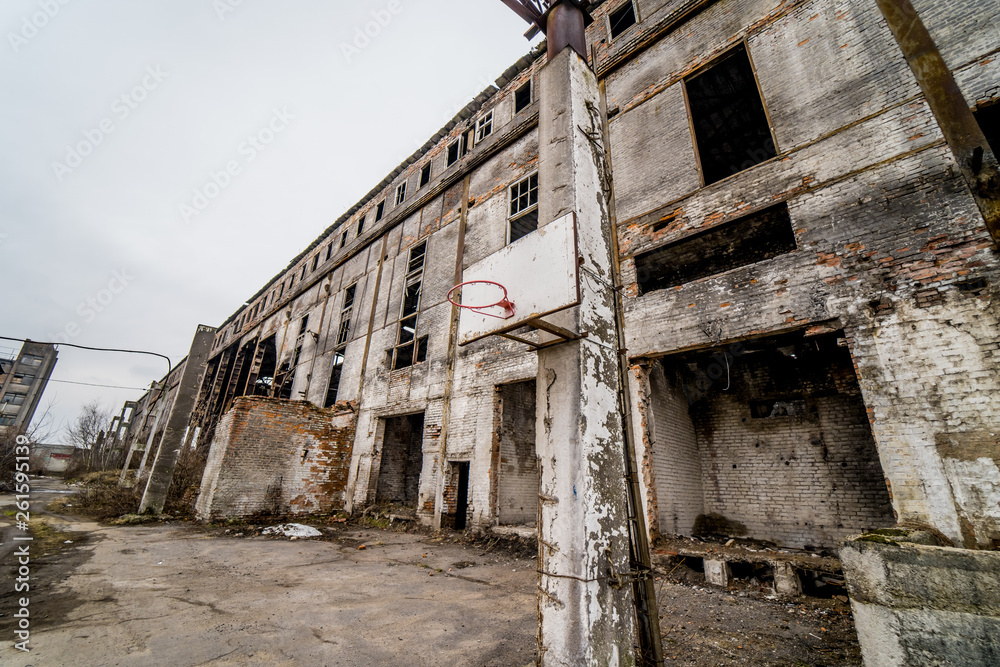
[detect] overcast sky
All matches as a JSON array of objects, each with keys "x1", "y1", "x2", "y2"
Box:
[{"x1": 1, "y1": 0, "x2": 540, "y2": 442}]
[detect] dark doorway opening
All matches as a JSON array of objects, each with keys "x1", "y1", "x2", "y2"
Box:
[
  {"x1": 375, "y1": 413, "x2": 424, "y2": 508},
  {"x1": 454, "y1": 461, "x2": 470, "y2": 530},
  {"x1": 496, "y1": 380, "x2": 538, "y2": 525}
]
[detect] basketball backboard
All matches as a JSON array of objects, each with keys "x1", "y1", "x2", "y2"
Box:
[{"x1": 454, "y1": 212, "x2": 580, "y2": 346}]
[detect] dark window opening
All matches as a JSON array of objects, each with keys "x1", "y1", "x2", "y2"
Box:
[
  {"x1": 686, "y1": 45, "x2": 776, "y2": 185},
  {"x1": 635, "y1": 203, "x2": 796, "y2": 294},
  {"x1": 451, "y1": 461, "x2": 471, "y2": 530},
  {"x1": 609, "y1": 2, "x2": 637, "y2": 39},
  {"x1": 402, "y1": 283, "x2": 421, "y2": 317},
  {"x1": 324, "y1": 350, "x2": 345, "y2": 408},
  {"x1": 447, "y1": 140, "x2": 460, "y2": 166},
  {"x1": 311, "y1": 255, "x2": 319, "y2": 271},
  {"x1": 416, "y1": 335, "x2": 428, "y2": 363},
  {"x1": 375, "y1": 201, "x2": 385, "y2": 222},
  {"x1": 252, "y1": 336, "x2": 277, "y2": 396},
  {"x1": 420, "y1": 162, "x2": 431, "y2": 187},
  {"x1": 462, "y1": 129, "x2": 474, "y2": 157},
  {"x1": 341, "y1": 231, "x2": 348, "y2": 248},
  {"x1": 395, "y1": 182, "x2": 407, "y2": 206},
  {"x1": 514, "y1": 81, "x2": 532, "y2": 113},
  {"x1": 325, "y1": 244, "x2": 332, "y2": 261},
  {"x1": 973, "y1": 102, "x2": 1000, "y2": 156},
  {"x1": 300, "y1": 266, "x2": 306, "y2": 280},
  {"x1": 510, "y1": 210, "x2": 539, "y2": 243}
]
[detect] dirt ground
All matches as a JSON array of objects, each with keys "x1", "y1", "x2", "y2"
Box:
[{"x1": 1, "y1": 478, "x2": 861, "y2": 666}]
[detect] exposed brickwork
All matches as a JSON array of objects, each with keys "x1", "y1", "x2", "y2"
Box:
[
  {"x1": 496, "y1": 380, "x2": 538, "y2": 525},
  {"x1": 195, "y1": 397, "x2": 356, "y2": 520}
]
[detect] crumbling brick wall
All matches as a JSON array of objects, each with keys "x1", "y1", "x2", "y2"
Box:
[
  {"x1": 195, "y1": 396, "x2": 356, "y2": 520},
  {"x1": 496, "y1": 380, "x2": 538, "y2": 525}
]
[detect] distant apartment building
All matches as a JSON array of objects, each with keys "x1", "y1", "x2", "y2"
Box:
[{"x1": 0, "y1": 340, "x2": 58, "y2": 436}]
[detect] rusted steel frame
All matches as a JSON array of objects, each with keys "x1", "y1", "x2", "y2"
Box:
[{"x1": 875, "y1": 0, "x2": 1000, "y2": 241}]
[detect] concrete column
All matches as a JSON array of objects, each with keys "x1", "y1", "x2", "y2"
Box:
[
  {"x1": 535, "y1": 46, "x2": 638, "y2": 665},
  {"x1": 139, "y1": 325, "x2": 215, "y2": 514}
]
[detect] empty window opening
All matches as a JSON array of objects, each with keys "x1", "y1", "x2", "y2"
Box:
[
  {"x1": 635, "y1": 203, "x2": 795, "y2": 295},
  {"x1": 475, "y1": 110, "x2": 494, "y2": 143},
  {"x1": 325, "y1": 243, "x2": 332, "y2": 261},
  {"x1": 311, "y1": 255, "x2": 319, "y2": 271},
  {"x1": 375, "y1": 413, "x2": 425, "y2": 508},
  {"x1": 444, "y1": 461, "x2": 471, "y2": 530},
  {"x1": 496, "y1": 380, "x2": 538, "y2": 525},
  {"x1": 508, "y1": 173, "x2": 539, "y2": 243},
  {"x1": 300, "y1": 266, "x2": 307, "y2": 280},
  {"x1": 462, "y1": 128, "x2": 474, "y2": 157},
  {"x1": 609, "y1": 1, "x2": 637, "y2": 39},
  {"x1": 973, "y1": 101, "x2": 1000, "y2": 156},
  {"x1": 395, "y1": 181, "x2": 407, "y2": 206},
  {"x1": 374, "y1": 201, "x2": 385, "y2": 222},
  {"x1": 419, "y1": 162, "x2": 431, "y2": 187},
  {"x1": 686, "y1": 44, "x2": 776, "y2": 185},
  {"x1": 643, "y1": 330, "x2": 894, "y2": 549},
  {"x1": 336, "y1": 283, "x2": 356, "y2": 347},
  {"x1": 324, "y1": 349, "x2": 345, "y2": 408},
  {"x1": 251, "y1": 336, "x2": 277, "y2": 396},
  {"x1": 514, "y1": 80, "x2": 532, "y2": 113},
  {"x1": 341, "y1": 231, "x2": 348, "y2": 248},
  {"x1": 447, "y1": 140, "x2": 461, "y2": 166},
  {"x1": 390, "y1": 242, "x2": 428, "y2": 370}
]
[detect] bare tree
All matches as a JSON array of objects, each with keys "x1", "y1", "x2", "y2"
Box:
[{"x1": 66, "y1": 400, "x2": 119, "y2": 471}]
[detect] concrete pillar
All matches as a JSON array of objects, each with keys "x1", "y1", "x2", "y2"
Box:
[
  {"x1": 535, "y1": 45, "x2": 639, "y2": 665},
  {"x1": 773, "y1": 562, "x2": 802, "y2": 597},
  {"x1": 704, "y1": 559, "x2": 731, "y2": 588},
  {"x1": 139, "y1": 325, "x2": 215, "y2": 514}
]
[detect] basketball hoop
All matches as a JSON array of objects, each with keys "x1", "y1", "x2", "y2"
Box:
[{"x1": 447, "y1": 280, "x2": 516, "y2": 319}]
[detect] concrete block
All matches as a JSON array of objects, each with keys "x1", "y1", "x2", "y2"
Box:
[
  {"x1": 773, "y1": 561, "x2": 802, "y2": 597},
  {"x1": 704, "y1": 559, "x2": 731, "y2": 587},
  {"x1": 841, "y1": 536, "x2": 1000, "y2": 666}
]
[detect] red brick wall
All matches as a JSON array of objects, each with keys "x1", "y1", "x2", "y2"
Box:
[{"x1": 196, "y1": 396, "x2": 357, "y2": 519}]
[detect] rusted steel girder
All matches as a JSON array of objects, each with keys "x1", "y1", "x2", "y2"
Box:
[{"x1": 876, "y1": 0, "x2": 1000, "y2": 242}]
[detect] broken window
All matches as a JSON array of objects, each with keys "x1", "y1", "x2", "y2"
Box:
[
  {"x1": 336, "y1": 284, "x2": 356, "y2": 347},
  {"x1": 685, "y1": 44, "x2": 776, "y2": 185},
  {"x1": 389, "y1": 242, "x2": 428, "y2": 370},
  {"x1": 2, "y1": 393, "x2": 25, "y2": 405},
  {"x1": 374, "y1": 201, "x2": 385, "y2": 222},
  {"x1": 420, "y1": 162, "x2": 431, "y2": 187},
  {"x1": 514, "y1": 80, "x2": 532, "y2": 114},
  {"x1": 608, "y1": 1, "x2": 637, "y2": 39},
  {"x1": 0, "y1": 416, "x2": 14, "y2": 426},
  {"x1": 635, "y1": 203, "x2": 796, "y2": 294},
  {"x1": 340, "y1": 231, "x2": 348, "y2": 249},
  {"x1": 13, "y1": 374, "x2": 34, "y2": 384},
  {"x1": 973, "y1": 102, "x2": 999, "y2": 156},
  {"x1": 462, "y1": 128, "x2": 474, "y2": 156},
  {"x1": 325, "y1": 244, "x2": 332, "y2": 261},
  {"x1": 508, "y1": 172, "x2": 539, "y2": 243},
  {"x1": 395, "y1": 181, "x2": 407, "y2": 206},
  {"x1": 475, "y1": 110, "x2": 494, "y2": 143},
  {"x1": 20, "y1": 355, "x2": 42, "y2": 366},
  {"x1": 447, "y1": 140, "x2": 461, "y2": 166},
  {"x1": 324, "y1": 350, "x2": 345, "y2": 408},
  {"x1": 311, "y1": 255, "x2": 319, "y2": 271}
]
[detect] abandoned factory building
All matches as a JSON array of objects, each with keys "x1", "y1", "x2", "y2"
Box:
[{"x1": 122, "y1": 0, "x2": 999, "y2": 560}]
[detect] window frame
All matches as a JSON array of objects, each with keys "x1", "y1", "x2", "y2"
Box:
[
  {"x1": 475, "y1": 110, "x2": 494, "y2": 143},
  {"x1": 419, "y1": 162, "x2": 431, "y2": 188},
  {"x1": 607, "y1": 1, "x2": 638, "y2": 41},
  {"x1": 395, "y1": 181, "x2": 407, "y2": 207},
  {"x1": 389, "y1": 241, "x2": 429, "y2": 370},
  {"x1": 514, "y1": 80, "x2": 532, "y2": 114},
  {"x1": 507, "y1": 172, "x2": 540, "y2": 244},
  {"x1": 374, "y1": 200, "x2": 385, "y2": 222}
]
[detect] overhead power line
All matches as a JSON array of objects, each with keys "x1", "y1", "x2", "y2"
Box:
[
  {"x1": 47, "y1": 378, "x2": 149, "y2": 391},
  {"x1": 0, "y1": 335, "x2": 172, "y2": 376}
]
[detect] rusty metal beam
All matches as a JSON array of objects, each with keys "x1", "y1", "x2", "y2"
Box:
[{"x1": 875, "y1": 0, "x2": 1000, "y2": 242}]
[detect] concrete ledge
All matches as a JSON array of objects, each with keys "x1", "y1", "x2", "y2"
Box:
[{"x1": 840, "y1": 535, "x2": 1000, "y2": 666}]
